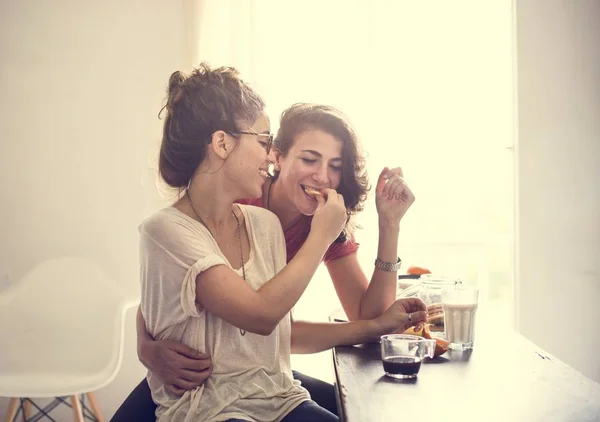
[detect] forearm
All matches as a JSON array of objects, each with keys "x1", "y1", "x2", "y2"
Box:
[
  {"x1": 256, "y1": 234, "x2": 329, "y2": 325},
  {"x1": 358, "y1": 220, "x2": 400, "y2": 320},
  {"x1": 194, "y1": 232, "x2": 333, "y2": 336},
  {"x1": 136, "y1": 306, "x2": 154, "y2": 368},
  {"x1": 291, "y1": 319, "x2": 382, "y2": 354}
]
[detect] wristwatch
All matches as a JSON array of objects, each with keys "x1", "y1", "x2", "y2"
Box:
[{"x1": 374, "y1": 257, "x2": 401, "y2": 272}]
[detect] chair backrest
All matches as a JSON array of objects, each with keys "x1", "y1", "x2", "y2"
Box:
[{"x1": 0, "y1": 256, "x2": 138, "y2": 393}]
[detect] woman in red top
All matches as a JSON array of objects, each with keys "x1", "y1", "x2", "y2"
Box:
[{"x1": 114, "y1": 103, "x2": 418, "y2": 420}]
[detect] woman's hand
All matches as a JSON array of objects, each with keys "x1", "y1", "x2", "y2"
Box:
[
  {"x1": 374, "y1": 297, "x2": 428, "y2": 335},
  {"x1": 310, "y1": 188, "x2": 347, "y2": 245},
  {"x1": 139, "y1": 338, "x2": 212, "y2": 395},
  {"x1": 375, "y1": 167, "x2": 415, "y2": 226}
]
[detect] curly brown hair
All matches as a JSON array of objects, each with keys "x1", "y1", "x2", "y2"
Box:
[
  {"x1": 275, "y1": 103, "x2": 370, "y2": 236},
  {"x1": 158, "y1": 63, "x2": 265, "y2": 188}
]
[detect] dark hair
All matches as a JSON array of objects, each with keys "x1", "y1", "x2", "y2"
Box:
[
  {"x1": 158, "y1": 63, "x2": 265, "y2": 188},
  {"x1": 275, "y1": 103, "x2": 370, "y2": 229}
]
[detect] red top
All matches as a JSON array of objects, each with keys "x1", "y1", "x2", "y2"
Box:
[{"x1": 236, "y1": 197, "x2": 359, "y2": 264}]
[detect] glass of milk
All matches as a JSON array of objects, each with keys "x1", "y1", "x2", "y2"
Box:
[{"x1": 441, "y1": 287, "x2": 479, "y2": 350}]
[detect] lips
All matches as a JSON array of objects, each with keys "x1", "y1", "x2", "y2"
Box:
[{"x1": 300, "y1": 184, "x2": 324, "y2": 199}]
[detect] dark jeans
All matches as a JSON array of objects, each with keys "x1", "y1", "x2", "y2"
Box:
[
  {"x1": 110, "y1": 371, "x2": 338, "y2": 422},
  {"x1": 226, "y1": 400, "x2": 338, "y2": 422}
]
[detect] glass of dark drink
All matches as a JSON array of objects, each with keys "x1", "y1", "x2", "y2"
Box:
[{"x1": 380, "y1": 334, "x2": 436, "y2": 379}]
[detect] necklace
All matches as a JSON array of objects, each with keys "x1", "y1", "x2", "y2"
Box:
[{"x1": 186, "y1": 190, "x2": 247, "y2": 336}]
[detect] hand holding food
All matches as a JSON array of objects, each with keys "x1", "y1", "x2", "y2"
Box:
[
  {"x1": 310, "y1": 188, "x2": 347, "y2": 245},
  {"x1": 375, "y1": 297, "x2": 428, "y2": 334},
  {"x1": 303, "y1": 186, "x2": 325, "y2": 198},
  {"x1": 426, "y1": 303, "x2": 444, "y2": 332}
]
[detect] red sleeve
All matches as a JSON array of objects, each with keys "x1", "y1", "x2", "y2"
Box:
[
  {"x1": 235, "y1": 197, "x2": 263, "y2": 207},
  {"x1": 323, "y1": 235, "x2": 359, "y2": 264}
]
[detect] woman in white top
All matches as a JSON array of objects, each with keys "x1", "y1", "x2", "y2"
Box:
[{"x1": 140, "y1": 63, "x2": 348, "y2": 422}]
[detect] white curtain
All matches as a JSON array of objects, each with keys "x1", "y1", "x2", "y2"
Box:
[{"x1": 188, "y1": 0, "x2": 515, "y2": 313}]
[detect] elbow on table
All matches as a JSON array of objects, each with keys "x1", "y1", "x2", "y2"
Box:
[{"x1": 355, "y1": 299, "x2": 393, "y2": 321}]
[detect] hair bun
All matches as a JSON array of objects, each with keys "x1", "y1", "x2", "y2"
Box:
[
  {"x1": 166, "y1": 71, "x2": 186, "y2": 112},
  {"x1": 168, "y1": 71, "x2": 185, "y2": 93}
]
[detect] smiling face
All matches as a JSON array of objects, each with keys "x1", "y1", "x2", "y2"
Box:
[{"x1": 276, "y1": 129, "x2": 343, "y2": 215}]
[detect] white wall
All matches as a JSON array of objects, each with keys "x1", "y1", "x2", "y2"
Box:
[
  {"x1": 515, "y1": 0, "x2": 600, "y2": 382},
  {"x1": 0, "y1": 0, "x2": 189, "y2": 418}
]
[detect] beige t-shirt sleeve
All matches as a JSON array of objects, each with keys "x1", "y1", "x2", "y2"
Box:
[{"x1": 139, "y1": 208, "x2": 227, "y2": 334}]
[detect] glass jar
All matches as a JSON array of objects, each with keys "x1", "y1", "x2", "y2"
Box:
[
  {"x1": 397, "y1": 275, "x2": 421, "y2": 293},
  {"x1": 418, "y1": 275, "x2": 462, "y2": 336},
  {"x1": 417, "y1": 275, "x2": 462, "y2": 306}
]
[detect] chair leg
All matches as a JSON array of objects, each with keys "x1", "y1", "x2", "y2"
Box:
[
  {"x1": 85, "y1": 393, "x2": 105, "y2": 422},
  {"x1": 2, "y1": 398, "x2": 19, "y2": 422},
  {"x1": 69, "y1": 396, "x2": 84, "y2": 422},
  {"x1": 22, "y1": 399, "x2": 32, "y2": 422}
]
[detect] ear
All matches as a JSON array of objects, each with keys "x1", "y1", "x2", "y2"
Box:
[{"x1": 209, "y1": 130, "x2": 233, "y2": 160}]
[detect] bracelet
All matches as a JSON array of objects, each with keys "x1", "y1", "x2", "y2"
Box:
[{"x1": 374, "y1": 257, "x2": 401, "y2": 272}]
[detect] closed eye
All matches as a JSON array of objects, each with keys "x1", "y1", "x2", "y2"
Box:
[{"x1": 301, "y1": 158, "x2": 317, "y2": 164}]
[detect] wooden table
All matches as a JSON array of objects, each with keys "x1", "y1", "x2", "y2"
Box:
[{"x1": 331, "y1": 308, "x2": 600, "y2": 422}]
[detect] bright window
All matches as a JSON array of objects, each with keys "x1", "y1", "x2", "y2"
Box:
[{"x1": 193, "y1": 0, "x2": 515, "y2": 321}]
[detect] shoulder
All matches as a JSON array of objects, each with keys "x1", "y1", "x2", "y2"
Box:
[
  {"x1": 139, "y1": 207, "x2": 204, "y2": 242},
  {"x1": 236, "y1": 196, "x2": 263, "y2": 207},
  {"x1": 238, "y1": 204, "x2": 281, "y2": 225}
]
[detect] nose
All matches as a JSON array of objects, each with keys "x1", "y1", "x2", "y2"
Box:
[{"x1": 312, "y1": 163, "x2": 329, "y2": 185}]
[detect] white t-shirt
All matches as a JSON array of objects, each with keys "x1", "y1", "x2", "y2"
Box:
[{"x1": 139, "y1": 205, "x2": 310, "y2": 422}]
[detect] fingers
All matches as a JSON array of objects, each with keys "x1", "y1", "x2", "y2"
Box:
[
  {"x1": 396, "y1": 183, "x2": 414, "y2": 202},
  {"x1": 402, "y1": 297, "x2": 428, "y2": 312},
  {"x1": 323, "y1": 188, "x2": 337, "y2": 200},
  {"x1": 410, "y1": 311, "x2": 428, "y2": 324},
  {"x1": 378, "y1": 167, "x2": 410, "y2": 200},
  {"x1": 315, "y1": 192, "x2": 326, "y2": 210},
  {"x1": 169, "y1": 342, "x2": 209, "y2": 360},
  {"x1": 171, "y1": 377, "x2": 201, "y2": 391},
  {"x1": 427, "y1": 303, "x2": 443, "y2": 313},
  {"x1": 390, "y1": 178, "x2": 411, "y2": 201},
  {"x1": 404, "y1": 310, "x2": 428, "y2": 332},
  {"x1": 168, "y1": 366, "x2": 212, "y2": 392},
  {"x1": 383, "y1": 176, "x2": 403, "y2": 200},
  {"x1": 181, "y1": 356, "x2": 212, "y2": 372},
  {"x1": 376, "y1": 167, "x2": 390, "y2": 195},
  {"x1": 321, "y1": 189, "x2": 345, "y2": 207},
  {"x1": 178, "y1": 367, "x2": 212, "y2": 384},
  {"x1": 386, "y1": 167, "x2": 404, "y2": 180},
  {"x1": 164, "y1": 343, "x2": 212, "y2": 386},
  {"x1": 162, "y1": 357, "x2": 211, "y2": 388}
]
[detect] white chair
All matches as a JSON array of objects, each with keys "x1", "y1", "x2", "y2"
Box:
[{"x1": 0, "y1": 257, "x2": 139, "y2": 422}]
